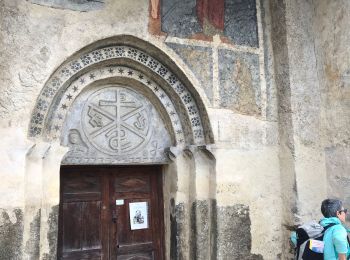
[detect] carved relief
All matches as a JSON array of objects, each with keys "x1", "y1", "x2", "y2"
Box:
[
  {"x1": 29, "y1": 45, "x2": 207, "y2": 145},
  {"x1": 50, "y1": 66, "x2": 185, "y2": 146},
  {"x1": 67, "y1": 129, "x2": 88, "y2": 155},
  {"x1": 82, "y1": 87, "x2": 151, "y2": 156},
  {"x1": 61, "y1": 84, "x2": 171, "y2": 165}
]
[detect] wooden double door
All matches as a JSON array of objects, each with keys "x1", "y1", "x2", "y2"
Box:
[{"x1": 58, "y1": 166, "x2": 164, "y2": 260}]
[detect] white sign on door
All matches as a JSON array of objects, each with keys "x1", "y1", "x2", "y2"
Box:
[
  {"x1": 116, "y1": 199, "x2": 124, "y2": 205},
  {"x1": 129, "y1": 202, "x2": 148, "y2": 230}
]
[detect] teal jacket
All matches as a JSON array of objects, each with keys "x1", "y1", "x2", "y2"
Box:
[{"x1": 320, "y1": 217, "x2": 350, "y2": 260}]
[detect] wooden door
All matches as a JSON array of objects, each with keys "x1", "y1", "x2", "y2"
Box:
[{"x1": 58, "y1": 166, "x2": 164, "y2": 260}]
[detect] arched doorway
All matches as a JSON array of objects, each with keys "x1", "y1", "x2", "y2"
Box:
[{"x1": 27, "y1": 35, "x2": 215, "y2": 259}]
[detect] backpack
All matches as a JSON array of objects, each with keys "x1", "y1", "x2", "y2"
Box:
[{"x1": 294, "y1": 221, "x2": 336, "y2": 260}]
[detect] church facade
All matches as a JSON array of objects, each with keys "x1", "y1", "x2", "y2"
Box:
[{"x1": 0, "y1": 0, "x2": 349, "y2": 259}]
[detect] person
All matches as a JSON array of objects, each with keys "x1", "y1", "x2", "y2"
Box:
[{"x1": 320, "y1": 199, "x2": 350, "y2": 260}]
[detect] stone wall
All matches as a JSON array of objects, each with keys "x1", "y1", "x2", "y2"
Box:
[
  {"x1": 268, "y1": 0, "x2": 350, "y2": 256},
  {"x1": 0, "y1": 0, "x2": 348, "y2": 259},
  {"x1": 313, "y1": 0, "x2": 350, "y2": 219}
]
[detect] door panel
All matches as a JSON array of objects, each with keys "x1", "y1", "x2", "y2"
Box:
[
  {"x1": 59, "y1": 171, "x2": 105, "y2": 260},
  {"x1": 62, "y1": 201, "x2": 102, "y2": 251},
  {"x1": 113, "y1": 198, "x2": 153, "y2": 255},
  {"x1": 110, "y1": 167, "x2": 163, "y2": 260},
  {"x1": 58, "y1": 166, "x2": 164, "y2": 260},
  {"x1": 117, "y1": 252, "x2": 154, "y2": 260},
  {"x1": 114, "y1": 174, "x2": 151, "y2": 193}
]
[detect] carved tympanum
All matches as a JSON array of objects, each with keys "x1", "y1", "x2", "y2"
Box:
[{"x1": 82, "y1": 87, "x2": 151, "y2": 156}]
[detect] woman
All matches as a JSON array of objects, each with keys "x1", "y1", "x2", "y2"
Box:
[{"x1": 319, "y1": 199, "x2": 349, "y2": 260}]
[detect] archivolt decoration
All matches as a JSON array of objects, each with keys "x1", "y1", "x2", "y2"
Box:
[
  {"x1": 49, "y1": 66, "x2": 186, "y2": 144},
  {"x1": 29, "y1": 37, "x2": 213, "y2": 148}
]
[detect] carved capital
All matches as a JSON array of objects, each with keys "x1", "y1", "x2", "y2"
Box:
[
  {"x1": 26, "y1": 141, "x2": 51, "y2": 161},
  {"x1": 164, "y1": 146, "x2": 181, "y2": 161},
  {"x1": 197, "y1": 144, "x2": 216, "y2": 161},
  {"x1": 182, "y1": 144, "x2": 216, "y2": 161},
  {"x1": 182, "y1": 145, "x2": 198, "y2": 158}
]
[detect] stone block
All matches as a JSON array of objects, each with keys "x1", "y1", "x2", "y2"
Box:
[
  {"x1": 27, "y1": 0, "x2": 105, "y2": 11},
  {"x1": 160, "y1": 0, "x2": 259, "y2": 48},
  {"x1": 216, "y1": 204, "x2": 263, "y2": 259},
  {"x1": 190, "y1": 200, "x2": 210, "y2": 260},
  {"x1": 167, "y1": 43, "x2": 213, "y2": 103},
  {"x1": 161, "y1": 0, "x2": 202, "y2": 38},
  {"x1": 170, "y1": 200, "x2": 188, "y2": 260},
  {"x1": 42, "y1": 205, "x2": 59, "y2": 260},
  {"x1": 224, "y1": 0, "x2": 259, "y2": 47},
  {"x1": 219, "y1": 49, "x2": 261, "y2": 116},
  {"x1": 25, "y1": 210, "x2": 41, "y2": 259},
  {"x1": 260, "y1": 0, "x2": 278, "y2": 121},
  {"x1": 325, "y1": 145, "x2": 350, "y2": 223},
  {"x1": 0, "y1": 208, "x2": 23, "y2": 260}
]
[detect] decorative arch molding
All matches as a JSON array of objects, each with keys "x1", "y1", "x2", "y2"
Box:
[
  {"x1": 24, "y1": 36, "x2": 218, "y2": 260},
  {"x1": 28, "y1": 35, "x2": 214, "y2": 149},
  {"x1": 49, "y1": 66, "x2": 186, "y2": 144}
]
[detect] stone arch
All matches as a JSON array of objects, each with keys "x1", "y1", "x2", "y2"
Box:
[
  {"x1": 24, "y1": 35, "x2": 217, "y2": 259},
  {"x1": 28, "y1": 35, "x2": 214, "y2": 147}
]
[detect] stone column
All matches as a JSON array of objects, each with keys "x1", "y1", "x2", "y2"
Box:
[
  {"x1": 22, "y1": 140, "x2": 67, "y2": 260},
  {"x1": 188, "y1": 145, "x2": 216, "y2": 260},
  {"x1": 0, "y1": 127, "x2": 33, "y2": 260},
  {"x1": 23, "y1": 141, "x2": 51, "y2": 260},
  {"x1": 284, "y1": 0, "x2": 328, "y2": 221},
  {"x1": 270, "y1": 0, "x2": 328, "y2": 257},
  {"x1": 167, "y1": 147, "x2": 195, "y2": 260},
  {"x1": 39, "y1": 142, "x2": 67, "y2": 260}
]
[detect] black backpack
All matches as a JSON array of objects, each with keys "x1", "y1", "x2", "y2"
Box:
[{"x1": 295, "y1": 221, "x2": 336, "y2": 260}]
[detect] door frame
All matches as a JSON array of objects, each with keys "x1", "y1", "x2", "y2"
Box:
[{"x1": 57, "y1": 165, "x2": 166, "y2": 260}]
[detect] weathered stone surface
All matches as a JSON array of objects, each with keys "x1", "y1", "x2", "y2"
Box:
[
  {"x1": 219, "y1": 49, "x2": 261, "y2": 116},
  {"x1": 170, "y1": 199, "x2": 177, "y2": 260},
  {"x1": 1, "y1": 0, "x2": 349, "y2": 260},
  {"x1": 292, "y1": 80, "x2": 323, "y2": 146},
  {"x1": 260, "y1": 0, "x2": 277, "y2": 121},
  {"x1": 312, "y1": 0, "x2": 350, "y2": 224},
  {"x1": 25, "y1": 210, "x2": 41, "y2": 259},
  {"x1": 161, "y1": 0, "x2": 202, "y2": 38},
  {"x1": 166, "y1": 43, "x2": 213, "y2": 103},
  {"x1": 0, "y1": 208, "x2": 23, "y2": 260},
  {"x1": 160, "y1": 0, "x2": 259, "y2": 47},
  {"x1": 325, "y1": 146, "x2": 350, "y2": 211},
  {"x1": 210, "y1": 199, "x2": 217, "y2": 260},
  {"x1": 0, "y1": 0, "x2": 149, "y2": 128},
  {"x1": 0, "y1": 2, "x2": 52, "y2": 125},
  {"x1": 190, "y1": 200, "x2": 217, "y2": 260},
  {"x1": 42, "y1": 205, "x2": 59, "y2": 260},
  {"x1": 209, "y1": 109, "x2": 278, "y2": 149},
  {"x1": 216, "y1": 204, "x2": 263, "y2": 259},
  {"x1": 170, "y1": 200, "x2": 188, "y2": 260},
  {"x1": 313, "y1": 1, "x2": 350, "y2": 149},
  {"x1": 27, "y1": 0, "x2": 105, "y2": 11},
  {"x1": 281, "y1": 0, "x2": 323, "y2": 147},
  {"x1": 269, "y1": 0, "x2": 303, "y2": 258},
  {"x1": 224, "y1": 0, "x2": 258, "y2": 47},
  {"x1": 191, "y1": 200, "x2": 210, "y2": 260}
]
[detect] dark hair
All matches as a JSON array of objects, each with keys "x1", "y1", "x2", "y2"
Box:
[{"x1": 321, "y1": 199, "x2": 342, "y2": 217}]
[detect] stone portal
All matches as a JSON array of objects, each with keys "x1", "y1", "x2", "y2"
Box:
[{"x1": 26, "y1": 36, "x2": 215, "y2": 260}]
